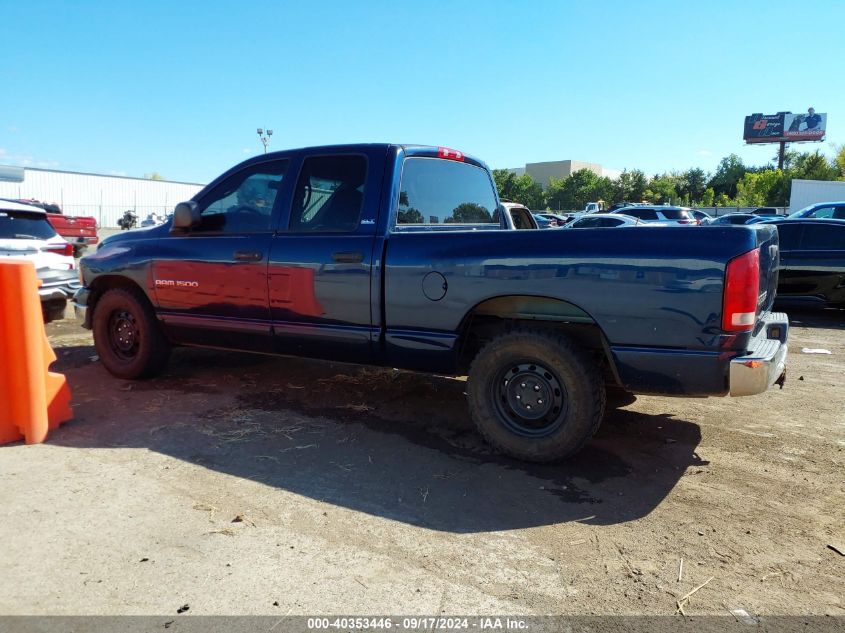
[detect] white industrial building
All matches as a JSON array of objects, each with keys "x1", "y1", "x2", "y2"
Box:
[{"x1": 0, "y1": 165, "x2": 204, "y2": 228}]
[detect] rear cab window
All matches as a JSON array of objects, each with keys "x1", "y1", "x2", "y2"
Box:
[
  {"x1": 0, "y1": 210, "x2": 57, "y2": 240},
  {"x1": 394, "y1": 157, "x2": 499, "y2": 231}
]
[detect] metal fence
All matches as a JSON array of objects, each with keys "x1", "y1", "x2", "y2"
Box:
[
  {"x1": 547, "y1": 207, "x2": 788, "y2": 218},
  {"x1": 59, "y1": 205, "x2": 173, "y2": 229}
]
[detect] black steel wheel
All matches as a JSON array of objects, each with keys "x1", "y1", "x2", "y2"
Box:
[
  {"x1": 493, "y1": 362, "x2": 568, "y2": 438},
  {"x1": 467, "y1": 329, "x2": 605, "y2": 462}
]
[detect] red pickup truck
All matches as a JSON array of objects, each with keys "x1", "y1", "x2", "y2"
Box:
[{"x1": 16, "y1": 199, "x2": 98, "y2": 257}]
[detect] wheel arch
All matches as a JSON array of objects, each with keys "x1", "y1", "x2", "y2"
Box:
[
  {"x1": 84, "y1": 275, "x2": 153, "y2": 329},
  {"x1": 455, "y1": 294, "x2": 622, "y2": 385}
]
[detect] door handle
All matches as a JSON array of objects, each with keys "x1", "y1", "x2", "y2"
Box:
[
  {"x1": 332, "y1": 251, "x2": 364, "y2": 264},
  {"x1": 234, "y1": 251, "x2": 263, "y2": 262}
]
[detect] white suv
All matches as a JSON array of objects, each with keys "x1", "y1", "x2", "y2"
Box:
[
  {"x1": 0, "y1": 199, "x2": 78, "y2": 321},
  {"x1": 611, "y1": 205, "x2": 697, "y2": 225}
]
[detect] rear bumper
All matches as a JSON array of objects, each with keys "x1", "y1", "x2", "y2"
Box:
[{"x1": 729, "y1": 312, "x2": 789, "y2": 396}]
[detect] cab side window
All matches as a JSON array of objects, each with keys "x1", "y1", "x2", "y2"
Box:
[
  {"x1": 289, "y1": 155, "x2": 367, "y2": 233},
  {"x1": 196, "y1": 160, "x2": 289, "y2": 233},
  {"x1": 808, "y1": 206, "x2": 835, "y2": 219}
]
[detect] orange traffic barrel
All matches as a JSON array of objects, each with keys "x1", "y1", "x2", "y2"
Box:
[{"x1": 0, "y1": 260, "x2": 73, "y2": 445}]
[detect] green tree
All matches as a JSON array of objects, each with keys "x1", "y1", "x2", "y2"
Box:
[
  {"x1": 833, "y1": 144, "x2": 845, "y2": 179},
  {"x1": 144, "y1": 172, "x2": 164, "y2": 181},
  {"x1": 791, "y1": 150, "x2": 839, "y2": 181},
  {"x1": 397, "y1": 208, "x2": 424, "y2": 224},
  {"x1": 446, "y1": 202, "x2": 492, "y2": 223},
  {"x1": 612, "y1": 169, "x2": 648, "y2": 203},
  {"x1": 512, "y1": 174, "x2": 545, "y2": 209},
  {"x1": 701, "y1": 187, "x2": 715, "y2": 207},
  {"x1": 492, "y1": 169, "x2": 518, "y2": 200},
  {"x1": 735, "y1": 170, "x2": 786, "y2": 207},
  {"x1": 680, "y1": 168, "x2": 708, "y2": 204},
  {"x1": 644, "y1": 174, "x2": 680, "y2": 204},
  {"x1": 708, "y1": 154, "x2": 746, "y2": 198},
  {"x1": 546, "y1": 170, "x2": 613, "y2": 210}
]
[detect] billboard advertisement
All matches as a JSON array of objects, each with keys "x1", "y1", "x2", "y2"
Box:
[
  {"x1": 744, "y1": 110, "x2": 826, "y2": 143},
  {"x1": 783, "y1": 111, "x2": 826, "y2": 141}
]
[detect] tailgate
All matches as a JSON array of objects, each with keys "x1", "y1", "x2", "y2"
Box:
[{"x1": 753, "y1": 223, "x2": 779, "y2": 317}]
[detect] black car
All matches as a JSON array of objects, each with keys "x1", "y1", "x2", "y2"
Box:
[{"x1": 770, "y1": 218, "x2": 845, "y2": 309}]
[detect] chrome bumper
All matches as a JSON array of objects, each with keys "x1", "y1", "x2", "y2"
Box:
[
  {"x1": 729, "y1": 312, "x2": 789, "y2": 396},
  {"x1": 72, "y1": 287, "x2": 90, "y2": 328},
  {"x1": 74, "y1": 302, "x2": 88, "y2": 325}
]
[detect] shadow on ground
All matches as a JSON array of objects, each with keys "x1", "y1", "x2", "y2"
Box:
[{"x1": 26, "y1": 339, "x2": 712, "y2": 533}]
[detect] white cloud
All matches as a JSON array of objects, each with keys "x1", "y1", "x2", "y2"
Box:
[
  {"x1": 6, "y1": 126, "x2": 18, "y2": 134},
  {"x1": 697, "y1": 149, "x2": 712, "y2": 156},
  {"x1": 242, "y1": 147, "x2": 254, "y2": 154},
  {"x1": 0, "y1": 148, "x2": 7, "y2": 157}
]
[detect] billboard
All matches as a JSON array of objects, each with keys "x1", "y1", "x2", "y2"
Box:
[
  {"x1": 783, "y1": 111, "x2": 827, "y2": 141},
  {"x1": 744, "y1": 110, "x2": 826, "y2": 143}
]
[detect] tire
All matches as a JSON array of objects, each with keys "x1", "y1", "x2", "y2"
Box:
[
  {"x1": 92, "y1": 287, "x2": 171, "y2": 379},
  {"x1": 467, "y1": 329, "x2": 606, "y2": 462}
]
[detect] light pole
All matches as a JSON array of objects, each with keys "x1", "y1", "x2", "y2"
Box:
[{"x1": 257, "y1": 128, "x2": 273, "y2": 154}]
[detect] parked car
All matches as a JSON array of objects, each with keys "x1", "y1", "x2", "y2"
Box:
[
  {"x1": 140, "y1": 212, "x2": 166, "y2": 228},
  {"x1": 76, "y1": 143, "x2": 788, "y2": 463},
  {"x1": 769, "y1": 218, "x2": 845, "y2": 309},
  {"x1": 532, "y1": 213, "x2": 555, "y2": 228},
  {"x1": 610, "y1": 205, "x2": 697, "y2": 225},
  {"x1": 709, "y1": 213, "x2": 760, "y2": 226},
  {"x1": 534, "y1": 212, "x2": 572, "y2": 227},
  {"x1": 785, "y1": 201, "x2": 845, "y2": 220},
  {"x1": 565, "y1": 213, "x2": 665, "y2": 229},
  {"x1": 690, "y1": 210, "x2": 713, "y2": 225},
  {"x1": 13, "y1": 198, "x2": 98, "y2": 257},
  {"x1": 753, "y1": 207, "x2": 780, "y2": 216},
  {"x1": 0, "y1": 199, "x2": 77, "y2": 322},
  {"x1": 498, "y1": 202, "x2": 539, "y2": 230},
  {"x1": 607, "y1": 202, "x2": 641, "y2": 213}
]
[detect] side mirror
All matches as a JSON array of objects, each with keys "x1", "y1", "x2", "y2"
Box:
[{"x1": 171, "y1": 201, "x2": 200, "y2": 231}]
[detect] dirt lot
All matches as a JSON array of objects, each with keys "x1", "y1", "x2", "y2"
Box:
[{"x1": 0, "y1": 308, "x2": 843, "y2": 618}]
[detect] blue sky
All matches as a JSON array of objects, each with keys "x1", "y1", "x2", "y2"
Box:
[{"x1": 2, "y1": 0, "x2": 842, "y2": 184}]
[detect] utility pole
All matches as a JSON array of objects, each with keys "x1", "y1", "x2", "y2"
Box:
[
  {"x1": 777, "y1": 140, "x2": 786, "y2": 170},
  {"x1": 257, "y1": 128, "x2": 273, "y2": 154}
]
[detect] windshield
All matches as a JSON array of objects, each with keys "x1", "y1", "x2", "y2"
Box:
[{"x1": 0, "y1": 211, "x2": 56, "y2": 239}]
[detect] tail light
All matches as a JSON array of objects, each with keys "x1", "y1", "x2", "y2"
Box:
[
  {"x1": 722, "y1": 248, "x2": 760, "y2": 332},
  {"x1": 45, "y1": 242, "x2": 74, "y2": 257}
]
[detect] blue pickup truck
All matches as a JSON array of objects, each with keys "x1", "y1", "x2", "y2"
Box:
[{"x1": 75, "y1": 144, "x2": 788, "y2": 462}]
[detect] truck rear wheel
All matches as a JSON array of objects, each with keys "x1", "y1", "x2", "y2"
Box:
[
  {"x1": 92, "y1": 287, "x2": 171, "y2": 379},
  {"x1": 467, "y1": 329, "x2": 605, "y2": 462}
]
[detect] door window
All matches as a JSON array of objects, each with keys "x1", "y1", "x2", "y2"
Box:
[
  {"x1": 289, "y1": 155, "x2": 367, "y2": 233},
  {"x1": 800, "y1": 224, "x2": 845, "y2": 250},
  {"x1": 775, "y1": 223, "x2": 802, "y2": 250},
  {"x1": 196, "y1": 160, "x2": 289, "y2": 233}
]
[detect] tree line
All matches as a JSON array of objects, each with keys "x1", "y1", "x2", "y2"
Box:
[{"x1": 493, "y1": 145, "x2": 845, "y2": 211}]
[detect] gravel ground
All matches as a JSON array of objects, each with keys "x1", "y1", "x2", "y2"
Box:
[{"x1": 0, "y1": 307, "x2": 842, "y2": 618}]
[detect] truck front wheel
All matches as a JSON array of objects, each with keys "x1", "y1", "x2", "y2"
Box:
[
  {"x1": 92, "y1": 287, "x2": 171, "y2": 379},
  {"x1": 467, "y1": 329, "x2": 606, "y2": 462}
]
